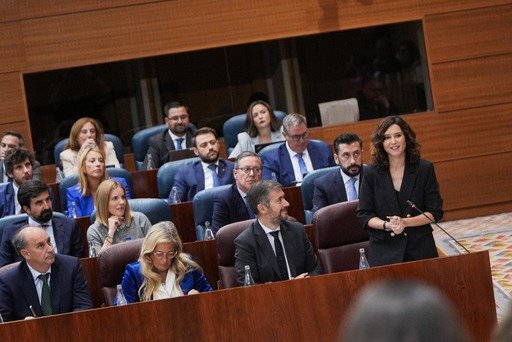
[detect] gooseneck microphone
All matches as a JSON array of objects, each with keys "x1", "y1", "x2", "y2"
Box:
[{"x1": 406, "y1": 200, "x2": 470, "y2": 253}]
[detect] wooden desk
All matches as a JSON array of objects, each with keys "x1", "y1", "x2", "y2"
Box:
[
  {"x1": 131, "y1": 169, "x2": 158, "y2": 198},
  {"x1": 282, "y1": 185, "x2": 305, "y2": 224},
  {"x1": 170, "y1": 201, "x2": 196, "y2": 243},
  {"x1": 74, "y1": 216, "x2": 91, "y2": 257}
]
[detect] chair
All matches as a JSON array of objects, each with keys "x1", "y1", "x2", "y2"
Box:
[
  {"x1": 156, "y1": 157, "x2": 199, "y2": 199},
  {"x1": 97, "y1": 238, "x2": 143, "y2": 306},
  {"x1": 192, "y1": 185, "x2": 231, "y2": 240},
  {"x1": 223, "y1": 111, "x2": 286, "y2": 155},
  {"x1": 300, "y1": 166, "x2": 338, "y2": 224},
  {"x1": 318, "y1": 98, "x2": 359, "y2": 126},
  {"x1": 131, "y1": 124, "x2": 167, "y2": 170},
  {"x1": 0, "y1": 214, "x2": 28, "y2": 240},
  {"x1": 216, "y1": 219, "x2": 254, "y2": 289},
  {"x1": 127, "y1": 198, "x2": 171, "y2": 224},
  {"x1": 257, "y1": 140, "x2": 283, "y2": 157},
  {"x1": 312, "y1": 200, "x2": 369, "y2": 273},
  {"x1": 0, "y1": 261, "x2": 20, "y2": 276}
]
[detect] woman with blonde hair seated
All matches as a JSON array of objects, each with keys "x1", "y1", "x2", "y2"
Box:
[
  {"x1": 66, "y1": 145, "x2": 131, "y2": 217},
  {"x1": 120, "y1": 221, "x2": 212, "y2": 303},
  {"x1": 60, "y1": 117, "x2": 120, "y2": 177},
  {"x1": 87, "y1": 179, "x2": 150, "y2": 252}
]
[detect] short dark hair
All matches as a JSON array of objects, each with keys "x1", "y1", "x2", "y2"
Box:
[
  {"x1": 1, "y1": 131, "x2": 24, "y2": 146},
  {"x1": 163, "y1": 100, "x2": 188, "y2": 118},
  {"x1": 234, "y1": 151, "x2": 262, "y2": 169},
  {"x1": 17, "y1": 180, "x2": 50, "y2": 208},
  {"x1": 246, "y1": 180, "x2": 282, "y2": 215},
  {"x1": 4, "y1": 148, "x2": 34, "y2": 175},
  {"x1": 333, "y1": 133, "x2": 363, "y2": 154},
  {"x1": 192, "y1": 127, "x2": 217, "y2": 147}
]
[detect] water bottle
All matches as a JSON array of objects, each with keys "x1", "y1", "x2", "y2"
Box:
[
  {"x1": 88, "y1": 242, "x2": 97, "y2": 258},
  {"x1": 146, "y1": 153, "x2": 154, "y2": 170},
  {"x1": 243, "y1": 265, "x2": 255, "y2": 286},
  {"x1": 204, "y1": 221, "x2": 214, "y2": 240},
  {"x1": 116, "y1": 284, "x2": 128, "y2": 306},
  {"x1": 358, "y1": 248, "x2": 370, "y2": 269},
  {"x1": 71, "y1": 201, "x2": 78, "y2": 219},
  {"x1": 270, "y1": 172, "x2": 278, "y2": 182},
  {"x1": 170, "y1": 186, "x2": 181, "y2": 204},
  {"x1": 55, "y1": 166, "x2": 64, "y2": 183}
]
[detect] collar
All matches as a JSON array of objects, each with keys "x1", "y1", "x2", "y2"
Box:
[
  {"x1": 28, "y1": 216, "x2": 52, "y2": 228},
  {"x1": 168, "y1": 130, "x2": 187, "y2": 141},
  {"x1": 258, "y1": 219, "x2": 280, "y2": 233},
  {"x1": 201, "y1": 161, "x2": 219, "y2": 171},
  {"x1": 339, "y1": 169, "x2": 360, "y2": 184},
  {"x1": 285, "y1": 143, "x2": 307, "y2": 160},
  {"x1": 27, "y1": 262, "x2": 52, "y2": 282}
]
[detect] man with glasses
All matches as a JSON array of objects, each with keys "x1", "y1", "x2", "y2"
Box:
[
  {"x1": 172, "y1": 127, "x2": 235, "y2": 202},
  {"x1": 211, "y1": 151, "x2": 262, "y2": 234},
  {"x1": 143, "y1": 100, "x2": 197, "y2": 168},
  {"x1": 313, "y1": 133, "x2": 365, "y2": 211},
  {"x1": 262, "y1": 113, "x2": 333, "y2": 186}
]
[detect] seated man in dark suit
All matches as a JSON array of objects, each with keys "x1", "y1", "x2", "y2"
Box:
[
  {"x1": 0, "y1": 131, "x2": 41, "y2": 182},
  {"x1": 143, "y1": 100, "x2": 197, "y2": 169},
  {"x1": 0, "y1": 226, "x2": 92, "y2": 321},
  {"x1": 172, "y1": 127, "x2": 235, "y2": 202},
  {"x1": 313, "y1": 133, "x2": 365, "y2": 211},
  {"x1": 0, "y1": 180, "x2": 84, "y2": 267},
  {"x1": 211, "y1": 151, "x2": 262, "y2": 234},
  {"x1": 234, "y1": 180, "x2": 321, "y2": 284},
  {"x1": 262, "y1": 113, "x2": 334, "y2": 187}
]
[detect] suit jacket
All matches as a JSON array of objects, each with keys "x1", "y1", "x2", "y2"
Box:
[
  {"x1": 143, "y1": 126, "x2": 196, "y2": 169},
  {"x1": 212, "y1": 184, "x2": 254, "y2": 234},
  {"x1": 173, "y1": 159, "x2": 235, "y2": 202},
  {"x1": 262, "y1": 140, "x2": 334, "y2": 187},
  {"x1": 120, "y1": 261, "x2": 212, "y2": 304},
  {"x1": 0, "y1": 215, "x2": 84, "y2": 267},
  {"x1": 356, "y1": 159, "x2": 443, "y2": 266},
  {"x1": 234, "y1": 220, "x2": 321, "y2": 284},
  {"x1": 0, "y1": 254, "x2": 92, "y2": 321},
  {"x1": 60, "y1": 141, "x2": 120, "y2": 177},
  {"x1": 312, "y1": 167, "x2": 365, "y2": 210},
  {"x1": 0, "y1": 182, "x2": 58, "y2": 218}
]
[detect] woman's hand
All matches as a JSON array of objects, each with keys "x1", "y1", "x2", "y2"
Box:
[
  {"x1": 387, "y1": 215, "x2": 406, "y2": 235},
  {"x1": 107, "y1": 215, "x2": 124, "y2": 235},
  {"x1": 187, "y1": 289, "x2": 200, "y2": 295}
]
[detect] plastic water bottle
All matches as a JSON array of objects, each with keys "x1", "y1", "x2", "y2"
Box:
[
  {"x1": 170, "y1": 186, "x2": 181, "y2": 204},
  {"x1": 71, "y1": 201, "x2": 78, "y2": 219},
  {"x1": 116, "y1": 284, "x2": 128, "y2": 306},
  {"x1": 270, "y1": 172, "x2": 278, "y2": 182},
  {"x1": 146, "y1": 153, "x2": 154, "y2": 170},
  {"x1": 88, "y1": 242, "x2": 97, "y2": 258},
  {"x1": 243, "y1": 265, "x2": 255, "y2": 286},
  {"x1": 359, "y1": 248, "x2": 370, "y2": 269},
  {"x1": 204, "y1": 221, "x2": 214, "y2": 240}
]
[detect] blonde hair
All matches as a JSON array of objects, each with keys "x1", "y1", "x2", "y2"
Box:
[
  {"x1": 94, "y1": 179, "x2": 132, "y2": 227},
  {"x1": 78, "y1": 145, "x2": 107, "y2": 196},
  {"x1": 65, "y1": 117, "x2": 106, "y2": 151},
  {"x1": 138, "y1": 221, "x2": 201, "y2": 301}
]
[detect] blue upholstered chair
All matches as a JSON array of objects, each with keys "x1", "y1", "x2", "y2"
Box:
[
  {"x1": 256, "y1": 140, "x2": 283, "y2": 157},
  {"x1": 131, "y1": 124, "x2": 167, "y2": 170},
  {"x1": 156, "y1": 157, "x2": 199, "y2": 199},
  {"x1": 0, "y1": 213, "x2": 28, "y2": 240},
  {"x1": 223, "y1": 110, "x2": 286, "y2": 156},
  {"x1": 301, "y1": 166, "x2": 338, "y2": 224},
  {"x1": 192, "y1": 185, "x2": 231, "y2": 240},
  {"x1": 126, "y1": 198, "x2": 171, "y2": 224}
]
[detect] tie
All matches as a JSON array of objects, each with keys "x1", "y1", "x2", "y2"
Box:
[
  {"x1": 208, "y1": 164, "x2": 220, "y2": 186},
  {"x1": 269, "y1": 231, "x2": 288, "y2": 280},
  {"x1": 0, "y1": 161, "x2": 4, "y2": 182},
  {"x1": 244, "y1": 196, "x2": 255, "y2": 219},
  {"x1": 175, "y1": 138, "x2": 184, "y2": 150},
  {"x1": 347, "y1": 177, "x2": 358, "y2": 201},
  {"x1": 295, "y1": 153, "x2": 308, "y2": 177},
  {"x1": 38, "y1": 273, "x2": 52, "y2": 316}
]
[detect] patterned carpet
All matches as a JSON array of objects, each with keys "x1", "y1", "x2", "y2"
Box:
[{"x1": 433, "y1": 212, "x2": 512, "y2": 321}]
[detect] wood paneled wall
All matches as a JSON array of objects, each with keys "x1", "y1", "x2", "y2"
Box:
[{"x1": 0, "y1": 0, "x2": 511, "y2": 220}]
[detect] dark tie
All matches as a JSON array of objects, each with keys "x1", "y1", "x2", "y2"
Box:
[
  {"x1": 208, "y1": 164, "x2": 220, "y2": 186},
  {"x1": 243, "y1": 196, "x2": 255, "y2": 219},
  {"x1": 175, "y1": 138, "x2": 184, "y2": 150},
  {"x1": 269, "y1": 231, "x2": 288, "y2": 280},
  {"x1": 295, "y1": 153, "x2": 308, "y2": 177},
  {"x1": 38, "y1": 273, "x2": 52, "y2": 316},
  {"x1": 347, "y1": 177, "x2": 358, "y2": 201},
  {"x1": 0, "y1": 161, "x2": 4, "y2": 182}
]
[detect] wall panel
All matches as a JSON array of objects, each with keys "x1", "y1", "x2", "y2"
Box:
[{"x1": 0, "y1": 21, "x2": 24, "y2": 72}]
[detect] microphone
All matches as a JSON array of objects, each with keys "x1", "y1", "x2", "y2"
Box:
[{"x1": 406, "y1": 200, "x2": 470, "y2": 253}]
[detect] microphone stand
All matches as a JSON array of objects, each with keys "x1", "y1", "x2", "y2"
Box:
[{"x1": 406, "y1": 200, "x2": 470, "y2": 254}]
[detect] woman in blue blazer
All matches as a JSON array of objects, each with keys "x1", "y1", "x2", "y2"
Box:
[
  {"x1": 357, "y1": 115, "x2": 443, "y2": 267},
  {"x1": 120, "y1": 221, "x2": 212, "y2": 303}
]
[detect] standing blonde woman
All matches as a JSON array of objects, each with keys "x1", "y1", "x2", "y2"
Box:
[{"x1": 120, "y1": 221, "x2": 212, "y2": 303}]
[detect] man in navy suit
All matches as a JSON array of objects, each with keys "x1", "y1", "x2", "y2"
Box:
[
  {"x1": 211, "y1": 151, "x2": 262, "y2": 234},
  {"x1": 0, "y1": 226, "x2": 92, "y2": 321},
  {"x1": 0, "y1": 180, "x2": 84, "y2": 267},
  {"x1": 0, "y1": 131, "x2": 41, "y2": 182},
  {"x1": 143, "y1": 100, "x2": 197, "y2": 169},
  {"x1": 172, "y1": 127, "x2": 235, "y2": 202},
  {"x1": 234, "y1": 180, "x2": 321, "y2": 284},
  {"x1": 313, "y1": 133, "x2": 365, "y2": 211},
  {"x1": 262, "y1": 113, "x2": 334, "y2": 187}
]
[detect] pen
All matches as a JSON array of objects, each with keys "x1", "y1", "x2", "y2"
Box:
[{"x1": 29, "y1": 305, "x2": 37, "y2": 317}]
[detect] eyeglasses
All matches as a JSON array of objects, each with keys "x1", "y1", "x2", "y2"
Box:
[
  {"x1": 284, "y1": 130, "x2": 309, "y2": 142},
  {"x1": 152, "y1": 251, "x2": 177, "y2": 259},
  {"x1": 236, "y1": 167, "x2": 262, "y2": 174},
  {"x1": 167, "y1": 114, "x2": 189, "y2": 122},
  {"x1": 339, "y1": 151, "x2": 362, "y2": 160},
  {"x1": 198, "y1": 139, "x2": 218, "y2": 149}
]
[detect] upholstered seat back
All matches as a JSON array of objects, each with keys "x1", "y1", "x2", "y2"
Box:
[
  {"x1": 131, "y1": 124, "x2": 167, "y2": 170},
  {"x1": 192, "y1": 185, "x2": 231, "y2": 240},
  {"x1": 300, "y1": 166, "x2": 338, "y2": 224},
  {"x1": 156, "y1": 158, "x2": 200, "y2": 199}
]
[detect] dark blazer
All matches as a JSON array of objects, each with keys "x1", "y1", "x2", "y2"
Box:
[
  {"x1": 356, "y1": 159, "x2": 443, "y2": 266},
  {"x1": 262, "y1": 141, "x2": 334, "y2": 187},
  {"x1": 0, "y1": 254, "x2": 93, "y2": 322},
  {"x1": 211, "y1": 184, "x2": 254, "y2": 234},
  {"x1": 0, "y1": 182, "x2": 58, "y2": 218},
  {"x1": 312, "y1": 167, "x2": 365, "y2": 210},
  {"x1": 234, "y1": 220, "x2": 321, "y2": 284},
  {"x1": 143, "y1": 126, "x2": 196, "y2": 168},
  {"x1": 173, "y1": 159, "x2": 235, "y2": 202},
  {"x1": 0, "y1": 215, "x2": 84, "y2": 267}
]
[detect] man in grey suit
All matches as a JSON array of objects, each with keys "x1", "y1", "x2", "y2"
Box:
[{"x1": 234, "y1": 180, "x2": 321, "y2": 284}]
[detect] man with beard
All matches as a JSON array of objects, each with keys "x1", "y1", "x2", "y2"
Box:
[
  {"x1": 0, "y1": 227, "x2": 92, "y2": 321},
  {"x1": 312, "y1": 133, "x2": 365, "y2": 211},
  {"x1": 234, "y1": 180, "x2": 321, "y2": 284},
  {"x1": 142, "y1": 100, "x2": 197, "y2": 169},
  {"x1": 211, "y1": 151, "x2": 262, "y2": 234},
  {"x1": 0, "y1": 180, "x2": 83, "y2": 267},
  {"x1": 172, "y1": 127, "x2": 235, "y2": 202},
  {"x1": 0, "y1": 131, "x2": 41, "y2": 182}
]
